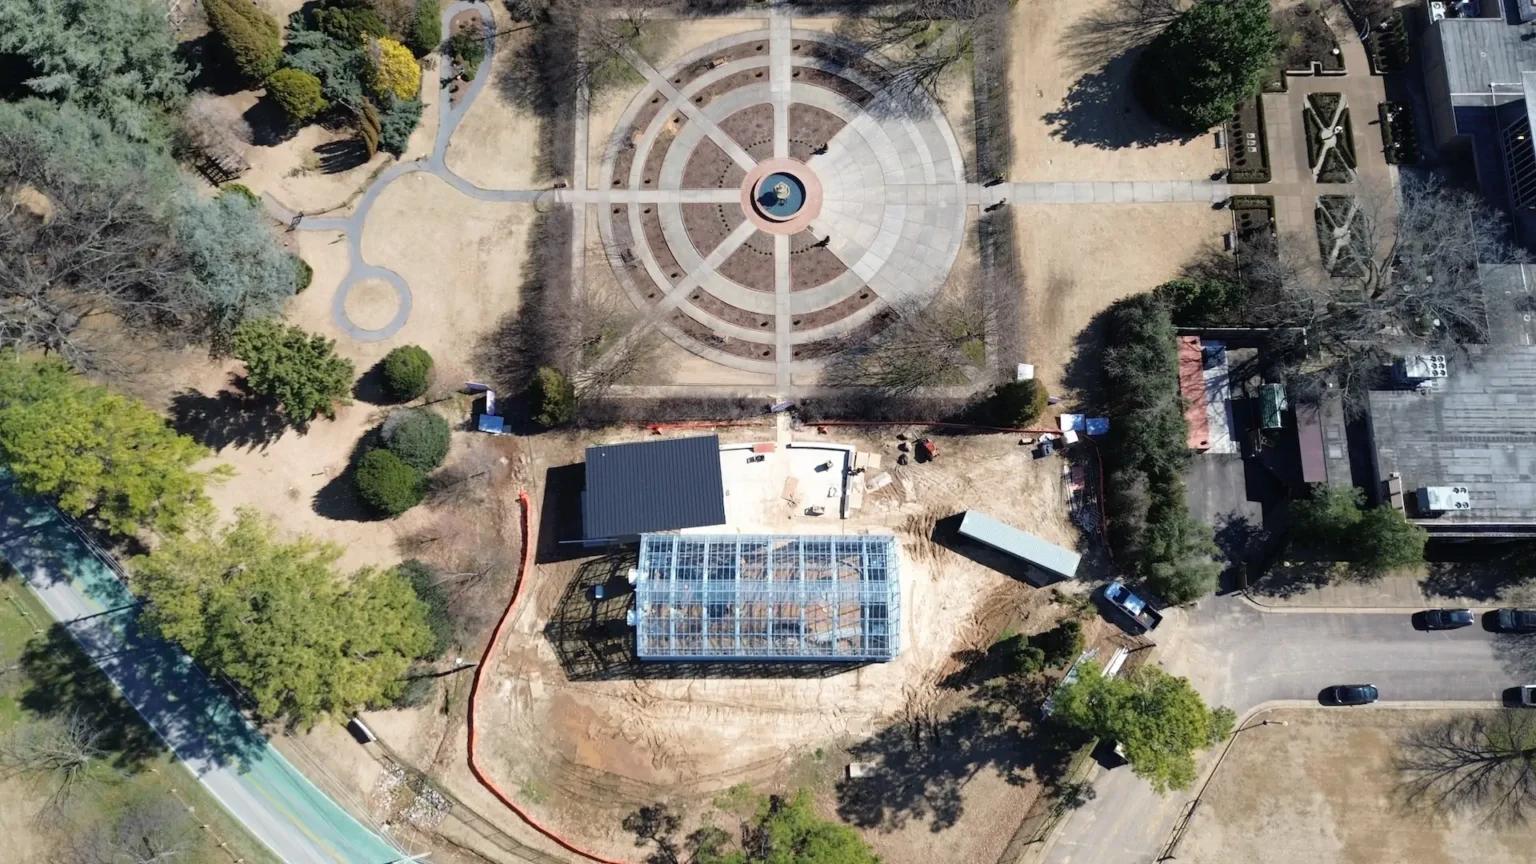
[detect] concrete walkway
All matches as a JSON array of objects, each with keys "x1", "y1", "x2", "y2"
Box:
[{"x1": 0, "y1": 475, "x2": 402, "y2": 864}]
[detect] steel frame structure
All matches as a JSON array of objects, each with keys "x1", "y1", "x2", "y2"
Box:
[{"x1": 633, "y1": 534, "x2": 900, "y2": 661}]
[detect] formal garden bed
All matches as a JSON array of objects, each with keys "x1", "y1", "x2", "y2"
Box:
[
  {"x1": 1226, "y1": 98, "x2": 1271, "y2": 183},
  {"x1": 1315, "y1": 195, "x2": 1370, "y2": 276},
  {"x1": 1303, "y1": 92, "x2": 1357, "y2": 182},
  {"x1": 1230, "y1": 195, "x2": 1277, "y2": 250},
  {"x1": 1379, "y1": 101, "x2": 1420, "y2": 164},
  {"x1": 1367, "y1": 8, "x2": 1411, "y2": 73},
  {"x1": 1274, "y1": 2, "x2": 1345, "y2": 75}
]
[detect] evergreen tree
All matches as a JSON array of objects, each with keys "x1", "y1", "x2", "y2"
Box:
[
  {"x1": 204, "y1": 0, "x2": 284, "y2": 83},
  {"x1": 369, "y1": 37, "x2": 421, "y2": 102},
  {"x1": 1137, "y1": 0, "x2": 1279, "y2": 132},
  {"x1": 530, "y1": 367, "x2": 576, "y2": 428},
  {"x1": 265, "y1": 68, "x2": 330, "y2": 122},
  {"x1": 381, "y1": 408, "x2": 451, "y2": 473},
  {"x1": 0, "y1": 359, "x2": 227, "y2": 537},
  {"x1": 408, "y1": 0, "x2": 442, "y2": 57},
  {"x1": 381, "y1": 345, "x2": 433, "y2": 401},
  {"x1": 231, "y1": 319, "x2": 356, "y2": 428},
  {"x1": 132, "y1": 509, "x2": 433, "y2": 725},
  {"x1": 354, "y1": 449, "x2": 425, "y2": 515}
]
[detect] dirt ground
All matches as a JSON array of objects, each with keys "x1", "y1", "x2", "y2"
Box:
[
  {"x1": 1181, "y1": 709, "x2": 1536, "y2": 864},
  {"x1": 445, "y1": 8, "x2": 547, "y2": 190},
  {"x1": 467, "y1": 427, "x2": 1084, "y2": 863},
  {"x1": 1008, "y1": 0, "x2": 1225, "y2": 182},
  {"x1": 1014, "y1": 203, "x2": 1228, "y2": 395}
]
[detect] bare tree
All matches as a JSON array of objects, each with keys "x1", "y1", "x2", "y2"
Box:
[
  {"x1": 1398, "y1": 710, "x2": 1536, "y2": 825},
  {"x1": 55, "y1": 795, "x2": 197, "y2": 864},
  {"x1": 823, "y1": 272, "x2": 1000, "y2": 394},
  {"x1": 178, "y1": 92, "x2": 252, "y2": 156},
  {"x1": 836, "y1": 0, "x2": 1002, "y2": 118},
  {"x1": 0, "y1": 711, "x2": 106, "y2": 823},
  {"x1": 1241, "y1": 176, "x2": 1523, "y2": 412}
]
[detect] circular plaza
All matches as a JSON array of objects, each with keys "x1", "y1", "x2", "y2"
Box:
[{"x1": 597, "y1": 27, "x2": 969, "y2": 376}]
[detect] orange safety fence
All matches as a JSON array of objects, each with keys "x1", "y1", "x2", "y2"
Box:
[{"x1": 466, "y1": 489, "x2": 633, "y2": 864}]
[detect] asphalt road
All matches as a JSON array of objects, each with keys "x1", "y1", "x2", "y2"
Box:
[
  {"x1": 0, "y1": 477, "x2": 402, "y2": 864},
  {"x1": 1044, "y1": 594, "x2": 1511, "y2": 864}
]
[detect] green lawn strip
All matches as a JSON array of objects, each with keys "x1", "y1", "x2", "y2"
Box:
[{"x1": 0, "y1": 572, "x2": 280, "y2": 864}]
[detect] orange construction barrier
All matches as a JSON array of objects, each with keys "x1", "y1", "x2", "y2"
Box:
[{"x1": 465, "y1": 490, "x2": 632, "y2": 864}]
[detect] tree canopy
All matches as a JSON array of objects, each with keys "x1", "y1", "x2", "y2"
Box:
[
  {"x1": 370, "y1": 37, "x2": 421, "y2": 101},
  {"x1": 354, "y1": 448, "x2": 425, "y2": 515},
  {"x1": 1137, "y1": 0, "x2": 1278, "y2": 132},
  {"x1": 1051, "y1": 662, "x2": 1235, "y2": 793},
  {"x1": 231, "y1": 319, "x2": 356, "y2": 428},
  {"x1": 132, "y1": 508, "x2": 434, "y2": 725},
  {"x1": 381, "y1": 408, "x2": 451, "y2": 473},
  {"x1": 0, "y1": 0, "x2": 192, "y2": 143},
  {"x1": 0, "y1": 359, "x2": 226, "y2": 537},
  {"x1": 265, "y1": 68, "x2": 330, "y2": 122},
  {"x1": 203, "y1": 0, "x2": 283, "y2": 83},
  {"x1": 173, "y1": 192, "x2": 300, "y2": 338},
  {"x1": 1288, "y1": 484, "x2": 1427, "y2": 576},
  {"x1": 381, "y1": 344, "x2": 433, "y2": 401},
  {"x1": 625, "y1": 790, "x2": 881, "y2": 864},
  {"x1": 531, "y1": 366, "x2": 576, "y2": 428}
]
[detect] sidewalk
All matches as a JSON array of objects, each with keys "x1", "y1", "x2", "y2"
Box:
[{"x1": 1246, "y1": 570, "x2": 1528, "y2": 610}]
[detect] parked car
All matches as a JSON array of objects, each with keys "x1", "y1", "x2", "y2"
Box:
[
  {"x1": 1421, "y1": 608, "x2": 1475, "y2": 630},
  {"x1": 1101, "y1": 580, "x2": 1163, "y2": 635},
  {"x1": 1496, "y1": 609, "x2": 1536, "y2": 633},
  {"x1": 1325, "y1": 684, "x2": 1379, "y2": 706}
]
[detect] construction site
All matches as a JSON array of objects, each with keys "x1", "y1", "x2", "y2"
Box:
[{"x1": 432, "y1": 421, "x2": 1120, "y2": 864}]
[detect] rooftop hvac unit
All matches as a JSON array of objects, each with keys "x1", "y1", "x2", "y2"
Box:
[
  {"x1": 1396, "y1": 355, "x2": 1448, "y2": 381},
  {"x1": 1429, "y1": 1, "x2": 1446, "y2": 21},
  {"x1": 1418, "y1": 486, "x2": 1473, "y2": 513}
]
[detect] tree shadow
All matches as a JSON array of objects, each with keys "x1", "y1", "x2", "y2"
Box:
[
  {"x1": 1419, "y1": 545, "x2": 1536, "y2": 603},
  {"x1": 241, "y1": 97, "x2": 294, "y2": 148},
  {"x1": 834, "y1": 681, "x2": 1079, "y2": 832},
  {"x1": 168, "y1": 377, "x2": 288, "y2": 454},
  {"x1": 352, "y1": 359, "x2": 397, "y2": 406},
  {"x1": 1246, "y1": 559, "x2": 1337, "y2": 599},
  {"x1": 1042, "y1": 49, "x2": 1198, "y2": 151},
  {"x1": 178, "y1": 34, "x2": 249, "y2": 97},
  {"x1": 1059, "y1": 0, "x2": 1182, "y2": 73},
  {"x1": 315, "y1": 139, "x2": 368, "y2": 174},
  {"x1": 1212, "y1": 509, "x2": 1268, "y2": 590},
  {"x1": 311, "y1": 427, "x2": 389, "y2": 522}
]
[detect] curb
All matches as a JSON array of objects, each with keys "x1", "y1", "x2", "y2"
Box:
[{"x1": 1236, "y1": 593, "x2": 1498, "y2": 616}]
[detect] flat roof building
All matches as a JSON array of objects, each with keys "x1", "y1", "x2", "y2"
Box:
[
  {"x1": 582, "y1": 435, "x2": 726, "y2": 543},
  {"x1": 1367, "y1": 346, "x2": 1536, "y2": 536},
  {"x1": 632, "y1": 533, "x2": 900, "y2": 662}
]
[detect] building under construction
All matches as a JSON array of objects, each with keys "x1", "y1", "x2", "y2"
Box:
[{"x1": 632, "y1": 533, "x2": 900, "y2": 662}]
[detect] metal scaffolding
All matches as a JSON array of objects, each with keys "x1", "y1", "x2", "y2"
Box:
[{"x1": 633, "y1": 534, "x2": 901, "y2": 662}]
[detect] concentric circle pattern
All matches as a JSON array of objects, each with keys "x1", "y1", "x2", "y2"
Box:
[{"x1": 597, "y1": 27, "x2": 967, "y2": 375}]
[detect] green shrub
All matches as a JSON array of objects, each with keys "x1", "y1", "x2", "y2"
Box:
[
  {"x1": 1033, "y1": 619, "x2": 1085, "y2": 668},
  {"x1": 265, "y1": 67, "x2": 329, "y2": 122},
  {"x1": 397, "y1": 558, "x2": 451, "y2": 657},
  {"x1": 1153, "y1": 277, "x2": 1249, "y2": 326},
  {"x1": 985, "y1": 379, "x2": 1049, "y2": 427},
  {"x1": 354, "y1": 448, "x2": 424, "y2": 515},
  {"x1": 378, "y1": 97, "x2": 423, "y2": 155},
  {"x1": 314, "y1": 3, "x2": 389, "y2": 42},
  {"x1": 294, "y1": 256, "x2": 314, "y2": 293},
  {"x1": 204, "y1": 0, "x2": 283, "y2": 82},
  {"x1": 218, "y1": 183, "x2": 261, "y2": 207},
  {"x1": 448, "y1": 28, "x2": 486, "y2": 80},
  {"x1": 1137, "y1": 0, "x2": 1278, "y2": 132},
  {"x1": 993, "y1": 635, "x2": 1046, "y2": 677},
  {"x1": 231, "y1": 319, "x2": 355, "y2": 428},
  {"x1": 381, "y1": 344, "x2": 433, "y2": 401},
  {"x1": 408, "y1": 0, "x2": 442, "y2": 56},
  {"x1": 381, "y1": 408, "x2": 450, "y2": 473},
  {"x1": 530, "y1": 366, "x2": 575, "y2": 428}
]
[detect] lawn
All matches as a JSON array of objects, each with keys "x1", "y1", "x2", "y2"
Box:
[{"x1": 0, "y1": 570, "x2": 280, "y2": 864}]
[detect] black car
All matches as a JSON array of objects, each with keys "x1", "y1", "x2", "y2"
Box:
[
  {"x1": 1422, "y1": 608, "x2": 1475, "y2": 630},
  {"x1": 1327, "y1": 684, "x2": 1379, "y2": 706},
  {"x1": 1496, "y1": 609, "x2": 1536, "y2": 633}
]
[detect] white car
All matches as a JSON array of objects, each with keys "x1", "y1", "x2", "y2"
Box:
[{"x1": 1522, "y1": 685, "x2": 1536, "y2": 708}]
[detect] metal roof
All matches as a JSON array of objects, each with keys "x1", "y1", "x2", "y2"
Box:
[
  {"x1": 956, "y1": 510, "x2": 1081, "y2": 579},
  {"x1": 633, "y1": 533, "x2": 900, "y2": 661},
  {"x1": 1432, "y1": 18, "x2": 1536, "y2": 108},
  {"x1": 582, "y1": 435, "x2": 726, "y2": 540}
]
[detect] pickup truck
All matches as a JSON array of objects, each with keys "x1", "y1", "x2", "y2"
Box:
[{"x1": 1102, "y1": 581, "x2": 1163, "y2": 635}]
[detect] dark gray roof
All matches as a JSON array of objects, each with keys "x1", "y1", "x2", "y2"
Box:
[
  {"x1": 582, "y1": 435, "x2": 726, "y2": 539},
  {"x1": 1433, "y1": 18, "x2": 1536, "y2": 107},
  {"x1": 1368, "y1": 347, "x2": 1536, "y2": 524}
]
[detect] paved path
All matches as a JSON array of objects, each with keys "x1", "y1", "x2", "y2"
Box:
[
  {"x1": 1042, "y1": 593, "x2": 1506, "y2": 864},
  {"x1": 0, "y1": 476, "x2": 402, "y2": 864}
]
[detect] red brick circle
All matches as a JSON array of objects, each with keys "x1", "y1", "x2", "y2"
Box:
[{"x1": 739, "y1": 158, "x2": 823, "y2": 235}]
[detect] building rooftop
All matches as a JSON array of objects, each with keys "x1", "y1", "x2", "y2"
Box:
[
  {"x1": 1433, "y1": 18, "x2": 1536, "y2": 108},
  {"x1": 582, "y1": 435, "x2": 726, "y2": 541},
  {"x1": 632, "y1": 533, "x2": 900, "y2": 662},
  {"x1": 1368, "y1": 347, "x2": 1536, "y2": 525}
]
